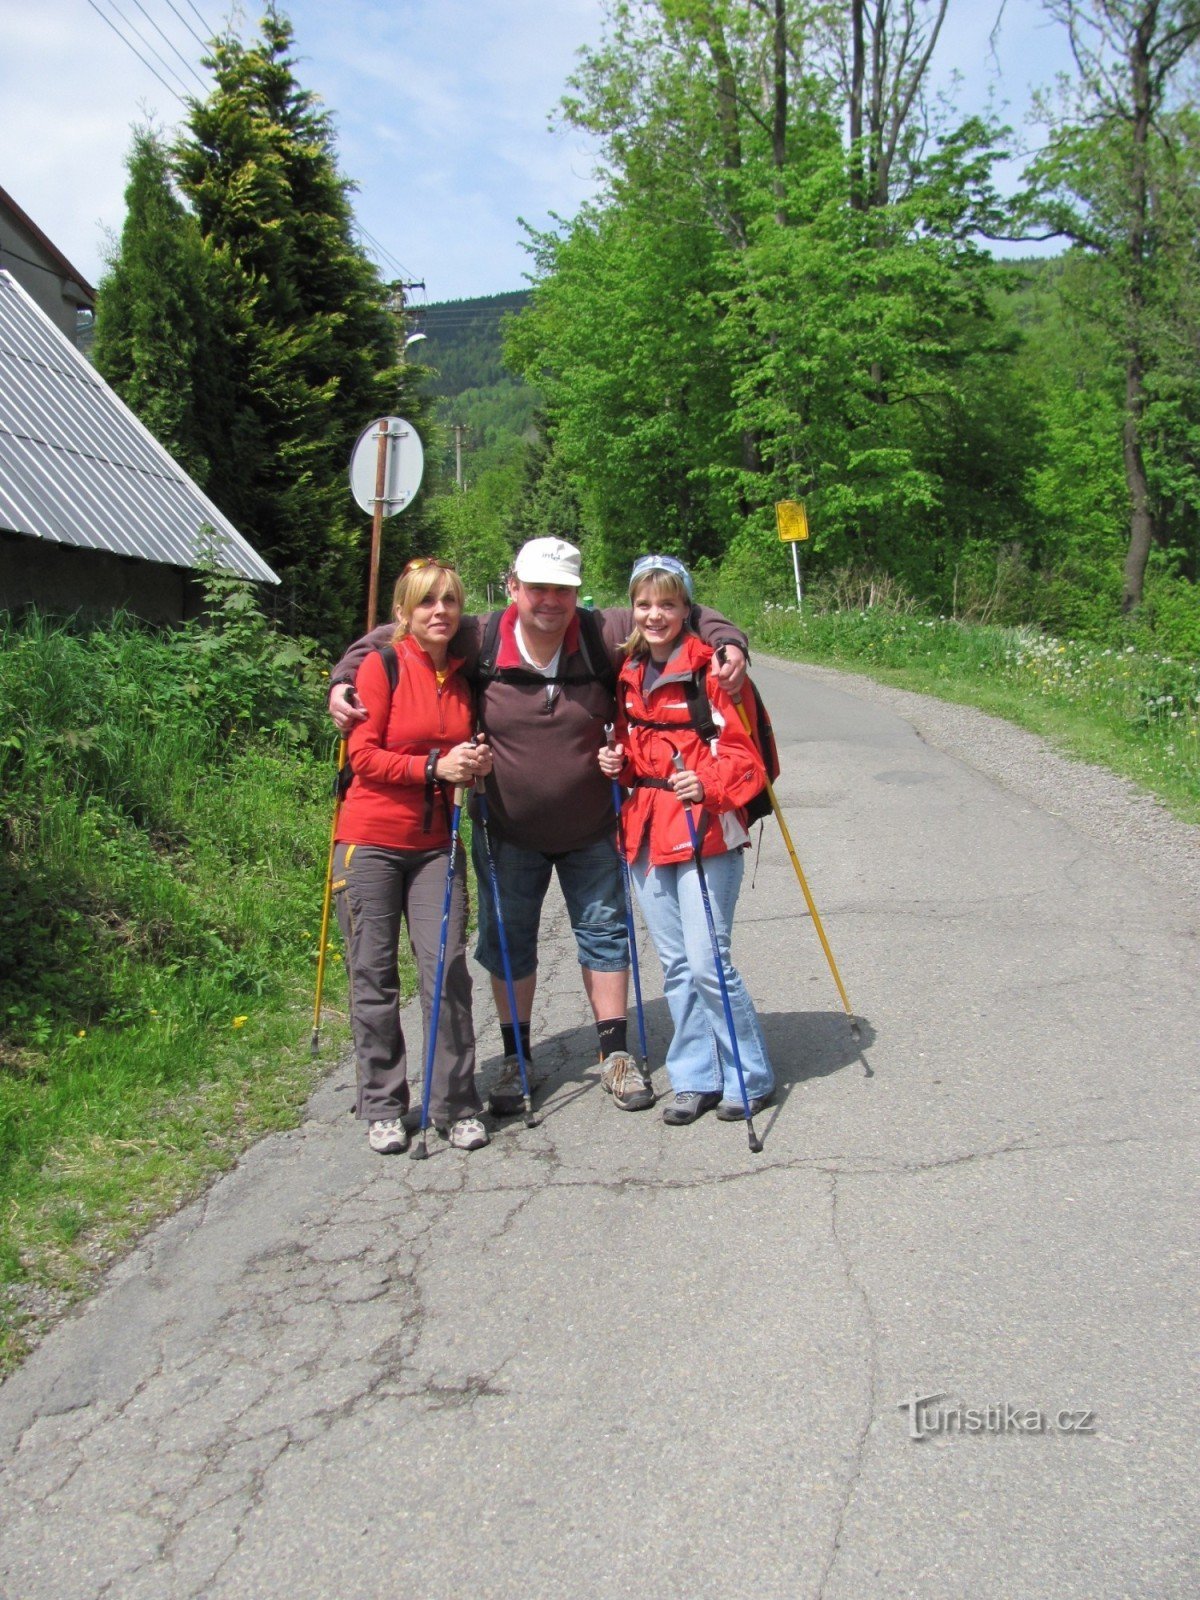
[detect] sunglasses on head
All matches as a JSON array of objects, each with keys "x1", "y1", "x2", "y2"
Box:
[{"x1": 402, "y1": 556, "x2": 457, "y2": 575}]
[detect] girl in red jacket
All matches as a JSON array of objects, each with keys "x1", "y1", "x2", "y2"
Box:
[
  {"x1": 599, "y1": 555, "x2": 775, "y2": 1125},
  {"x1": 334, "y1": 559, "x2": 493, "y2": 1153}
]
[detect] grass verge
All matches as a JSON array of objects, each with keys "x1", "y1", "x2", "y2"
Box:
[
  {"x1": 711, "y1": 597, "x2": 1200, "y2": 825},
  {"x1": 0, "y1": 595, "x2": 417, "y2": 1372}
]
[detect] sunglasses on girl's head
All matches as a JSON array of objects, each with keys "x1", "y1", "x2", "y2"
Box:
[{"x1": 402, "y1": 556, "x2": 457, "y2": 575}]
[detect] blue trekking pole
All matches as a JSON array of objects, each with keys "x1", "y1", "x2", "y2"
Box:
[
  {"x1": 671, "y1": 751, "x2": 763, "y2": 1154},
  {"x1": 411, "y1": 784, "x2": 467, "y2": 1161},
  {"x1": 474, "y1": 774, "x2": 538, "y2": 1129},
  {"x1": 604, "y1": 723, "x2": 649, "y2": 1073}
]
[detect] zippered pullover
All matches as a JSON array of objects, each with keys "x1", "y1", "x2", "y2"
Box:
[
  {"x1": 335, "y1": 634, "x2": 473, "y2": 851},
  {"x1": 615, "y1": 633, "x2": 766, "y2": 866}
]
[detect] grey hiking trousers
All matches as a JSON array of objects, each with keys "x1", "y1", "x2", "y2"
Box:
[{"x1": 333, "y1": 842, "x2": 481, "y2": 1126}]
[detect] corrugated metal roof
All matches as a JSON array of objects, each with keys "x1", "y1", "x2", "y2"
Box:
[{"x1": 0, "y1": 270, "x2": 279, "y2": 584}]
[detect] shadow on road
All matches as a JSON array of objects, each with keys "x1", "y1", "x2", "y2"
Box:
[{"x1": 490, "y1": 1001, "x2": 876, "y2": 1125}]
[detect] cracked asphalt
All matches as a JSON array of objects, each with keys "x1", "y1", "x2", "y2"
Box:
[{"x1": 1, "y1": 659, "x2": 1197, "y2": 1599}]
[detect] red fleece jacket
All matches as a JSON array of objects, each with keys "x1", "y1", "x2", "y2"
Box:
[
  {"x1": 335, "y1": 634, "x2": 474, "y2": 852},
  {"x1": 614, "y1": 633, "x2": 766, "y2": 866}
]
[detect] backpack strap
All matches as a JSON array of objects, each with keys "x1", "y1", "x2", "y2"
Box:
[
  {"x1": 335, "y1": 644, "x2": 403, "y2": 800},
  {"x1": 574, "y1": 606, "x2": 617, "y2": 696},
  {"x1": 379, "y1": 643, "x2": 400, "y2": 696},
  {"x1": 477, "y1": 606, "x2": 616, "y2": 694},
  {"x1": 621, "y1": 667, "x2": 714, "y2": 738},
  {"x1": 477, "y1": 610, "x2": 504, "y2": 680}
]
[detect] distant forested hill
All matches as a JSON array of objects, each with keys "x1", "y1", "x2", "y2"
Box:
[
  {"x1": 416, "y1": 292, "x2": 530, "y2": 396},
  {"x1": 413, "y1": 292, "x2": 537, "y2": 488}
]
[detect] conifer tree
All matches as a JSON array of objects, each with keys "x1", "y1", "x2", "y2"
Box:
[
  {"x1": 97, "y1": 8, "x2": 435, "y2": 640},
  {"x1": 93, "y1": 129, "x2": 229, "y2": 488},
  {"x1": 169, "y1": 6, "x2": 428, "y2": 638}
]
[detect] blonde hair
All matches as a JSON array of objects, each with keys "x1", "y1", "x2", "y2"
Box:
[
  {"x1": 624, "y1": 568, "x2": 694, "y2": 657},
  {"x1": 391, "y1": 561, "x2": 465, "y2": 643}
]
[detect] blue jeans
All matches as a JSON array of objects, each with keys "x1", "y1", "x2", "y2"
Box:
[
  {"x1": 472, "y1": 828, "x2": 628, "y2": 980},
  {"x1": 632, "y1": 847, "x2": 774, "y2": 1101}
]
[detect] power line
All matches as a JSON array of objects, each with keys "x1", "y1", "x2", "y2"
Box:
[
  {"x1": 353, "y1": 222, "x2": 419, "y2": 286},
  {"x1": 99, "y1": 0, "x2": 194, "y2": 99},
  {"x1": 82, "y1": 0, "x2": 187, "y2": 105},
  {"x1": 162, "y1": 0, "x2": 210, "y2": 50},
  {"x1": 183, "y1": 0, "x2": 217, "y2": 38},
  {"x1": 127, "y1": 0, "x2": 209, "y2": 89},
  {"x1": 354, "y1": 223, "x2": 411, "y2": 280}
]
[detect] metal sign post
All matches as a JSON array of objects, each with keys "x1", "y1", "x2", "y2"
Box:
[
  {"x1": 774, "y1": 499, "x2": 809, "y2": 612},
  {"x1": 348, "y1": 416, "x2": 425, "y2": 630}
]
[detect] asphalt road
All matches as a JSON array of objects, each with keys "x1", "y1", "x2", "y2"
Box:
[{"x1": 1, "y1": 658, "x2": 1196, "y2": 1600}]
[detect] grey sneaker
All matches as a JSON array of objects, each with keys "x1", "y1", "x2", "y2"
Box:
[
  {"x1": 367, "y1": 1118, "x2": 409, "y2": 1154},
  {"x1": 488, "y1": 1055, "x2": 530, "y2": 1118},
  {"x1": 661, "y1": 1091, "x2": 722, "y2": 1126},
  {"x1": 447, "y1": 1116, "x2": 489, "y2": 1150},
  {"x1": 599, "y1": 1050, "x2": 655, "y2": 1111},
  {"x1": 715, "y1": 1093, "x2": 773, "y2": 1121}
]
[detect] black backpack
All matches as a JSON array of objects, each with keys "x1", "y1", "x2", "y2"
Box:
[{"x1": 476, "y1": 606, "x2": 617, "y2": 695}]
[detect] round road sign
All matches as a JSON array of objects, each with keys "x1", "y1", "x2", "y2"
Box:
[{"x1": 348, "y1": 417, "x2": 424, "y2": 516}]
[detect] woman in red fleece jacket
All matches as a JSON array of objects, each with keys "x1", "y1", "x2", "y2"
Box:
[
  {"x1": 334, "y1": 559, "x2": 493, "y2": 1154},
  {"x1": 599, "y1": 555, "x2": 775, "y2": 1127}
]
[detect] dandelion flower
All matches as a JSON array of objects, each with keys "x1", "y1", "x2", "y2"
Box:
[{"x1": 232, "y1": 1015, "x2": 248, "y2": 1029}]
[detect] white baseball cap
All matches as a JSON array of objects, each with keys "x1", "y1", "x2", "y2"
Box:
[{"x1": 513, "y1": 537, "x2": 582, "y2": 587}]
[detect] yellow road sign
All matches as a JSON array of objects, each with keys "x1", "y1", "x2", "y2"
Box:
[{"x1": 775, "y1": 500, "x2": 809, "y2": 542}]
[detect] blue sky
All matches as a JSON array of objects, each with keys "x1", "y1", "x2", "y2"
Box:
[{"x1": 1, "y1": 2, "x2": 1073, "y2": 306}]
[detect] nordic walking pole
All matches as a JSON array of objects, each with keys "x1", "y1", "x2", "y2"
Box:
[
  {"x1": 718, "y1": 650, "x2": 859, "y2": 1042},
  {"x1": 730, "y1": 698, "x2": 858, "y2": 1040},
  {"x1": 604, "y1": 723, "x2": 649, "y2": 1072},
  {"x1": 671, "y1": 752, "x2": 763, "y2": 1155},
  {"x1": 310, "y1": 736, "x2": 350, "y2": 1056},
  {"x1": 411, "y1": 784, "x2": 467, "y2": 1161},
  {"x1": 311, "y1": 419, "x2": 392, "y2": 1054},
  {"x1": 474, "y1": 775, "x2": 537, "y2": 1128}
]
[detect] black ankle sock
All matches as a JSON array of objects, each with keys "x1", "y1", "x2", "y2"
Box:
[
  {"x1": 596, "y1": 1017, "x2": 627, "y2": 1058},
  {"x1": 501, "y1": 1021, "x2": 531, "y2": 1059}
]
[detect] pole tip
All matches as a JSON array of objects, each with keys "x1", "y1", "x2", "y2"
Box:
[
  {"x1": 409, "y1": 1143, "x2": 429, "y2": 1161},
  {"x1": 309, "y1": 1030, "x2": 319, "y2": 1058}
]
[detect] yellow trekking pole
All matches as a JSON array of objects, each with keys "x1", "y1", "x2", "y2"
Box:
[
  {"x1": 731, "y1": 697, "x2": 860, "y2": 1041},
  {"x1": 310, "y1": 736, "x2": 350, "y2": 1056}
]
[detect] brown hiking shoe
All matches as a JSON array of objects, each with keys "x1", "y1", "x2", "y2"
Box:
[
  {"x1": 488, "y1": 1055, "x2": 533, "y2": 1118},
  {"x1": 600, "y1": 1050, "x2": 655, "y2": 1111}
]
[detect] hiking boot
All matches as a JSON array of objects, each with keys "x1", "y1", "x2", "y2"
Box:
[
  {"x1": 715, "y1": 1092, "x2": 774, "y2": 1121},
  {"x1": 488, "y1": 1055, "x2": 531, "y2": 1118},
  {"x1": 367, "y1": 1118, "x2": 409, "y2": 1154},
  {"x1": 661, "y1": 1090, "x2": 722, "y2": 1125},
  {"x1": 599, "y1": 1050, "x2": 655, "y2": 1111},
  {"x1": 447, "y1": 1116, "x2": 489, "y2": 1151}
]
